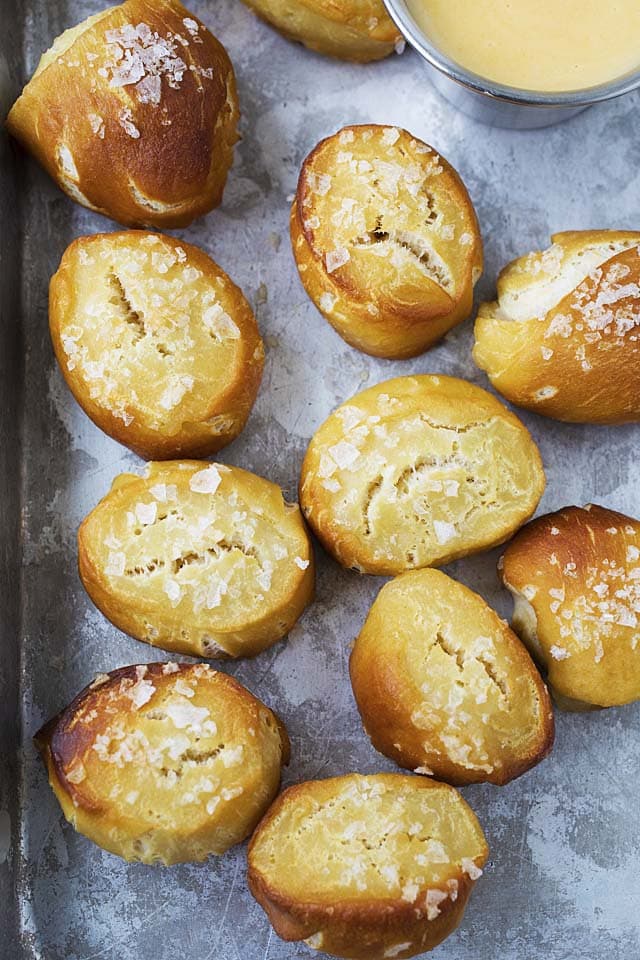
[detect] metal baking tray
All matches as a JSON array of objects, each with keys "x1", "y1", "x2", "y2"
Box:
[{"x1": 2, "y1": 1, "x2": 640, "y2": 957}]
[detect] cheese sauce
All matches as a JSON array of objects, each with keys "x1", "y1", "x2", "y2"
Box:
[{"x1": 406, "y1": 0, "x2": 640, "y2": 92}]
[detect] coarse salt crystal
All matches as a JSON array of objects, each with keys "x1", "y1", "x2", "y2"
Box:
[
  {"x1": 325, "y1": 248, "x2": 350, "y2": 274},
  {"x1": 105, "y1": 552, "x2": 126, "y2": 576},
  {"x1": 190, "y1": 465, "x2": 222, "y2": 495},
  {"x1": 434, "y1": 521, "x2": 456, "y2": 545}
]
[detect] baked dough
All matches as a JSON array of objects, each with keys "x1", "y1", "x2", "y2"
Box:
[
  {"x1": 350, "y1": 569, "x2": 554, "y2": 785},
  {"x1": 6, "y1": 0, "x2": 239, "y2": 227},
  {"x1": 50, "y1": 232, "x2": 264, "y2": 460},
  {"x1": 292, "y1": 125, "x2": 483, "y2": 359},
  {"x1": 36, "y1": 663, "x2": 290, "y2": 864},
  {"x1": 78, "y1": 461, "x2": 315, "y2": 659},
  {"x1": 474, "y1": 231, "x2": 640, "y2": 424},
  {"x1": 299, "y1": 375, "x2": 545, "y2": 576},
  {"x1": 240, "y1": 0, "x2": 402, "y2": 62},
  {"x1": 501, "y1": 504, "x2": 640, "y2": 709},
  {"x1": 248, "y1": 773, "x2": 488, "y2": 960}
]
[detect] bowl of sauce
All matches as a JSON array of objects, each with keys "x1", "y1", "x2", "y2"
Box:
[{"x1": 383, "y1": 0, "x2": 640, "y2": 127}]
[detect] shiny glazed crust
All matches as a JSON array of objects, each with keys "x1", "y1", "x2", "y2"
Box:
[
  {"x1": 473, "y1": 231, "x2": 640, "y2": 424},
  {"x1": 49, "y1": 232, "x2": 264, "y2": 460},
  {"x1": 78, "y1": 461, "x2": 315, "y2": 659},
  {"x1": 501, "y1": 504, "x2": 640, "y2": 708},
  {"x1": 292, "y1": 125, "x2": 483, "y2": 359},
  {"x1": 350, "y1": 569, "x2": 554, "y2": 786},
  {"x1": 35, "y1": 663, "x2": 290, "y2": 864},
  {"x1": 6, "y1": 0, "x2": 239, "y2": 227},
  {"x1": 299, "y1": 375, "x2": 545, "y2": 576},
  {"x1": 240, "y1": 0, "x2": 401, "y2": 62},
  {"x1": 247, "y1": 773, "x2": 488, "y2": 960}
]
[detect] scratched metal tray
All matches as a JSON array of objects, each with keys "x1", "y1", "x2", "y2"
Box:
[{"x1": 2, "y1": 1, "x2": 640, "y2": 958}]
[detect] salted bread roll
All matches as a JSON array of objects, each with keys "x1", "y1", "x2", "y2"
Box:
[
  {"x1": 6, "y1": 1, "x2": 239, "y2": 227},
  {"x1": 350, "y1": 569, "x2": 554, "y2": 786},
  {"x1": 240, "y1": 0, "x2": 402, "y2": 62},
  {"x1": 299, "y1": 375, "x2": 545, "y2": 576},
  {"x1": 291, "y1": 125, "x2": 483, "y2": 359},
  {"x1": 35, "y1": 663, "x2": 289, "y2": 864},
  {"x1": 501, "y1": 504, "x2": 640, "y2": 710},
  {"x1": 50, "y1": 232, "x2": 264, "y2": 460},
  {"x1": 248, "y1": 773, "x2": 488, "y2": 960},
  {"x1": 78, "y1": 462, "x2": 315, "y2": 659},
  {"x1": 474, "y1": 231, "x2": 640, "y2": 424}
]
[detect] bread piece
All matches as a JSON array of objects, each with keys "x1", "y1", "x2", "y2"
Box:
[
  {"x1": 350, "y1": 569, "x2": 554, "y2": 786},
  {"x1": 35, "y1": 663, "x2": 289, "y2": 864},
  {"x1": 299, "y1": 375, "x2": 545, "y2": 576},
  {"x1": 501, "y1": 504, "x2": 640, "y2": 709},
  {"x1": 292, "y1": 125, "x2": 483, "y2": 359},
  {"x1": 50, "y1": 232, "x2": 264, "y2": 460},
  {"x1": 78, "y1": 461, "x2": 315, "y2": 659},
  {"x1": 473, "y1": 231, "x2": 640, "y2": 424},
  {"x1": 248, "y1": 773, "x2": 488, "y2": 960},
  {"x1": 241, "y1": 0, "x2": 402, "y2": 62},
  {"x1": 6, "y1": 1, "x2": 239, "y2": 228}
]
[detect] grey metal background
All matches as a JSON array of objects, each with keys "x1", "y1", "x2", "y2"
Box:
[{"x1": 1, "y1": 1, "x2": 639, "y2": 958}]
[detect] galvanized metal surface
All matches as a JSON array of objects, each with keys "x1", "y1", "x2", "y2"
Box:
[{"x1": 1, "y1": 2, "x2": 640, "y2": 958}]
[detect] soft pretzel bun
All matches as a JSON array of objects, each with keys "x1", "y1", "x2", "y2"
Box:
[
  {"x1": 248, "y1": 773, "x2": 488, "y2": 959},
  {"x1": 292, "y1": 125, "x2": 483, "y2": 359},
  {"x1": 36, "y1": 663, "x2": 290, "y2": 864},
  {"x1": 240, "y1": 0, "x2": 402, "y2": 62},
  {"x1": 350, "y1": 569, "x2": 554, "y2": 786},
  {"x1": 6, "y1": 0, "x2": 239, "y2": 227},
  {"x1": 49, "y1": 232, "x2": 264, "y2": 460},
  {"x1": 501, "y1": 504, "x2": 640, "y2": 709},
  {"x1": 78, "y1": 462, "x2": 315, "y2": 659},
  {"x1": 474, "y1": 231, "x2": 640, "y2": 424},
  {"x1": 299, "y1": 375, "x2": 545, "y2": 576}
]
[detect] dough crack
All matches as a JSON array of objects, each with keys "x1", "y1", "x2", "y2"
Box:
[
  {"x1": 352, "y1": 226, "x2": 452, "y2": 289},
  {"x1": 108, "y1": 271, "x2": 173, "y2": 357}
]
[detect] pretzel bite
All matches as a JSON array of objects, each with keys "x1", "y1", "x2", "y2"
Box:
[
  {"x1": 79, "y1": 462, "x2": 315, "y2": 659},
  {"x1": 300, "y1": 375, "x2": 545, "y2": 575},
  {"x1": 351, "y1": 569, "x2": 554, "y2": 785},
  {"x1": 501, "y1": 504, "x2": 640, "y2": 708},
  {"x1": 6, "y1": 0, "x2": 239, "y2": 227},
  {"x1": 248, "y1": 773, "x2": 488, "y2": 959},
  {"x1": 474, "y1": 231, "x2": 640, "y2": 424},
  {"x1": 240, "y1": 0, "x2": 402, "y2": 62},
  {"x1": 50, "y1": 232, "x2": 264, "y2": 460},
  {"x1": 36, "y1": 663, "x2": 290, "y2": 863},
  {"x1": 292, "y1": 125, "x2": 483, "y2": 359}
]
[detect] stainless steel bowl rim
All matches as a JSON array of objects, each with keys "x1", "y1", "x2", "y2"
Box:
[{"x1": 383, "y1": 0, "x2": 640, "y2": 108}]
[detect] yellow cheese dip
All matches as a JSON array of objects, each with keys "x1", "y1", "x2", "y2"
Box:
[{"x1": 406, "y1": 0, "x2": 640, "y2": 92}]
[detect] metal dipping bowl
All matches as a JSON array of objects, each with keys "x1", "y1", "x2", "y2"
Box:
[{"x1": 383, "y1": 0, "x2": 640, "y2": 129}]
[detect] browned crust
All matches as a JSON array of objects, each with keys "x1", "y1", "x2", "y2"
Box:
[
  {"x1": 49, "y1": 231, "x2": 264, "y2": 460},
  {"x1": 35, "y1": 663, "x2": 291, "y2": 865},
  {"x1": 291, "y1": 125, "x2": 483, "y2": 360},
  {"x1": 501, "y1": 504, "x2": 640, "y2": 708},
  {"x1": 36, "y1": 664, "x2": 291, "y2": 809},
  {"x1": 349, "y1": 574, "x2": 555, "y2": 787},
  {"x1": 473, "y1": 231, "x2": 640, "y2": 425},
  {"x1": 247, "y1": 775, "x2": 488, "y2": 959},
  {"x1": 6, "y1": 0, "x2": 240, "y2": 227}
]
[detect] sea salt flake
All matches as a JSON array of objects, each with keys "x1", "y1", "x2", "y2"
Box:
[
  {"x1": 189, "y1": 465, "x2": 222, "y2": 495},
  {"x1": 434, "y1": 521, "x2": 456, "y2": 544},
  {"x1": 105, "y1": 552, "x2": 126, "y2": 576},
  {"x1": 325, "y1": 248, "x2": 350, "y2": 273}
]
